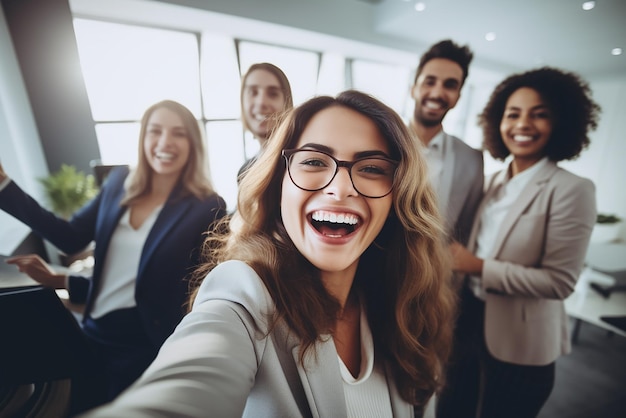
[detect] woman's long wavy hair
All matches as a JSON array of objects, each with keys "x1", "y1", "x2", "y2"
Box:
[
  {"x1": 121, "y1": 100, "x2": 217, "y2": 206},
  {"x1": 192, "y1": 90, "x2": 455, "y2": 407}
]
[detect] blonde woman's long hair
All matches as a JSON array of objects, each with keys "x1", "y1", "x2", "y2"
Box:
[
  {"x1": 193, "y1": 90, "x2": 455, "y2": 408},
  {"x1": 121, "y1": 100, "x2": 216, "y2": 206}
]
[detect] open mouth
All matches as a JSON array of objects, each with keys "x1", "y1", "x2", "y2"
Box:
[
  {"x1": 513, "y1": 135, "x2": 534, "y2": 143},
  {"x1": 253, "y1": 113, "x2": 270, "y2": 122},
  {"x1": 425, "y1": 101, "x2": 443, "y2": 110},
  {"x1": 155, "y1": 151, "x2": 175, "y2": 161},
  {"x1": 309, "y1": 210, "x2": 361, "y2": 238}
]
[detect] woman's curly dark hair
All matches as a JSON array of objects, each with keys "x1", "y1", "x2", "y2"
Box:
[{"x1": 479, "y1": 67, "x2": 601, "y2": 161}]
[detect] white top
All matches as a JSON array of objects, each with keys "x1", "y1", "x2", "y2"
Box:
[
  {"x1": 340, "y1": 300, "x2": 393, "y2": 418},
  {"x1": 424, "y1": 130, "x2": 445, "y2": 194},
  {"x1": 90, "y1": 205, "x2": 162, "y2": 318},
  {"x1": 469, "y1": 157, "x2": 549, "y2": 299}
]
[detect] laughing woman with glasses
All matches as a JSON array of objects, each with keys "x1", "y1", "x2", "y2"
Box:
[{"x1": 81, "y1": 90, "x2": 455, "y2": 418}]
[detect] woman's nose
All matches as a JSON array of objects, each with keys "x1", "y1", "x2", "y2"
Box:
[
  {"x1": 324, "y1": 167, "x2": 358, "y2": 199},
  {"x1": 253, "y1": 92, "x2": 269, "y2": 109},
  {"x1": 516, "y1": 113, "x2": 531, "y2": 128},
  {"x1": 157, "y1": 131, "x2": 172, "y2": 146}
]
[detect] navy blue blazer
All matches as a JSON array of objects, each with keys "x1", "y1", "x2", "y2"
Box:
[{"x1": 0, "y1": 166, "x2": 227, "y2": 346}]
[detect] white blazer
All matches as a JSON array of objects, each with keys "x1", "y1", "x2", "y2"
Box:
[{"x1": 80, "y1": 260, "x2": 413, "y2": 418}]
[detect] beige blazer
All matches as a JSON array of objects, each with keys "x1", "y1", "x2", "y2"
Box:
[
  {"x1": 81, "y1": 260, "x2": 413, "y2": 418},
  {"x1": 468, "y1": 161, "x2": 596, "y2": 366}
]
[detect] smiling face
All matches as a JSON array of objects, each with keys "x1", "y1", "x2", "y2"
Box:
[
  {"x1": 280, "y1": 105, "x2": 394, "y2": 282},
  {"x1": 500, "y1": 87, "x2": 553, "y2": 172},
  {"x1": 411, "y1": 58, "x2": 463, "y2": 128},
  {"x1": 242, "y1": 69, "x2": 287, "y2": 141},
  {"x1": 143, "y1": 107, "x2": 191, "y2": 180}
]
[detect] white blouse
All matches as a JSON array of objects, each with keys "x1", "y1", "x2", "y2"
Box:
[{"x1": 339, "y1": 301, "x2": 393, "y2": 418}]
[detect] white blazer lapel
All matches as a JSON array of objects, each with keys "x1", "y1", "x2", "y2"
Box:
[
  {"x1": 385, "y1": 363, "x2": 413, "y2": 417},
  {"x1": 293, "y1": 339, "x2": 346, "y2": 418},
  {"x1": 490, "y1": 162, "x2": 558, "y2": 257}
]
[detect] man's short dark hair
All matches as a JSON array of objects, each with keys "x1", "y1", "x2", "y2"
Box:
[{"x1": 414, "y1": 40, "x2": 473, "y2": 86}]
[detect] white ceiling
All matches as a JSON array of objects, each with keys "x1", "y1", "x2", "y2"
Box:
[
  {"x1": 371, "y1": 0, "x2": 626, "y2": 79},
  {"x1": 158, "y1": 0, "x2": 626, "y2": 79},
  {"x1": 81, "y1": 0, "x2": 626, "y2": 79}
]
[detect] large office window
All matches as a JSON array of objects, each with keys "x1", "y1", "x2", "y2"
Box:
[
  {"x1": 73, "y1": 19, "x2": 202, "y2": 165},
  {"x1": 350, "y1": 59, "x2": 413, "y2": 120},
  {"x1": 71, "y1": 18, "x2": 424, "y2": 210},
  {"x1": 73, "y1": 19, "x2": 329, "y2": 210}
]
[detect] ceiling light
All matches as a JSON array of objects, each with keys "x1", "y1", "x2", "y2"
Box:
[
  {"x1": 415, "y1": 2, "x2": 426, "y2": 11},
  {"x1": 582, "y1": 1, "x2": 596, "y2": 11},
  {"x1": 485, "y1": 32, "x2": 496, "y2": 41},
  {"x1": 612, "y1": 48, "x2": 623, "y2": 56}
]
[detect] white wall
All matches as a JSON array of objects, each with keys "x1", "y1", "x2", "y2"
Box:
[{"x1": 562, "y1": 75, "x2": 626, "y2": 241}]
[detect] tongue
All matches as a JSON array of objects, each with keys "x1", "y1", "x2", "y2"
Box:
[{"x1": 319, "y1": 225, "x2": 349, "y2": 237}]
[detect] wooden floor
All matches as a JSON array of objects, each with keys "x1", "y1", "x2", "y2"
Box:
[{"x1": 538, "y1": 319, "x2": 626, "y2": 418}]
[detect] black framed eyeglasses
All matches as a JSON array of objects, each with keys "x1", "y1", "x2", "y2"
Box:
[{"x1": 282, "y1": 149, "x2": 398, "y2": 198}]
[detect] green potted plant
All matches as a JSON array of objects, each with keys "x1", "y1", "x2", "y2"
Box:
[
  {"x1": 39, "y1": 164, "x2": 99, "y2": 266},
  {"x1": 39, "y1": 164, "x2": 99, "y2": 220},
  {"x1": 591, "y1": 213, "x2": 623, "y2": 243}
]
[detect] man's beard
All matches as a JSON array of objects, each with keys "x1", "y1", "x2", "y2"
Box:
[{"x1": 414, "y1": 108, "x2": 445, "y2": 128}]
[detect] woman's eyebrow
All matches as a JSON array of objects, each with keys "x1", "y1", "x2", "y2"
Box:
[
  {"x1": 299, "y1": 143, "x2": 334, "y2": 153},
  {"x1": 354, "y1": 150, "x2": 391, "y2": 159},
  {"x1": 299, "y1": 143, "x2": 391, "y2": 159}
]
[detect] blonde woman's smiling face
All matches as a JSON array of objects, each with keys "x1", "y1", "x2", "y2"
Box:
[
  {"x1": 143, "y1": 107, "x2": 190, "y2": 180},
  {"x1": 280, "y1": 105, "x2": 393, "y2": 278}
]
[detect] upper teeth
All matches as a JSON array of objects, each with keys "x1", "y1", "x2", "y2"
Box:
[
  {"x1": 254, "y1": 114, "x2": 269, "y2": 121},
  {"x1": 425, "y1": 101, "x2": 442, "y2": 110},
  {"x1": 513, "y1": 135, "x2": 533, "y2": 142},
  {"x1": 312, "y1": 211, "x2": 359, "y2": 225},
  {"x1": 156, "y1": 152, "x2": 174, "y2": 161}
]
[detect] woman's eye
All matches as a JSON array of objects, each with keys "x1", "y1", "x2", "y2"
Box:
[
  {"x1": 360, "y1": 165, "x2": 385, "y2": 175},
  {"x1": 300, "y1": 158, "x2": 328, "y2": 167},
  {"x1": 356, "y1": 160, "x2": 393, "y2": 177}
]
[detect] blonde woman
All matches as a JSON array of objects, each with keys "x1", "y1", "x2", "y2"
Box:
[{"x1": 0, "y1": 100, "x2": 227, "y2": 413}]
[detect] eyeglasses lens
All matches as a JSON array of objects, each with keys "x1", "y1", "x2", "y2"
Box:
[{"x1": 287, "y1": 150, "x2": 395, "y2": 198}]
